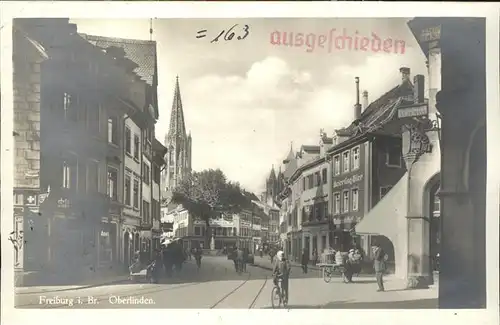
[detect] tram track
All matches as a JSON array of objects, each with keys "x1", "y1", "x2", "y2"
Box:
[
  {"x1": 209, "y1": 271, "x2": 268, "y2": 309},
  {"x1": 18, "y1": 260, "x2": 271, "y2": 309}
]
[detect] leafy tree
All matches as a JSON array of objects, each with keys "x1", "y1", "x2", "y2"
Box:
[{"x1": 170, "y1": 169, "x2": 254, "y2": 247}]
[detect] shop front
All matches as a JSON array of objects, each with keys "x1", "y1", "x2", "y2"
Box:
[
  {"x1": 98, "y1": 222, "x2": 113, "y2": 267},
  {"x1": 39, "y1": 189, "x2": 104, "y2": 272},
  {"x1": 289, "y1": 229, "x2": 302, "y2": 263},
  {"x1": 140, "y1": 230, "x2": 152, "y2": 259}
]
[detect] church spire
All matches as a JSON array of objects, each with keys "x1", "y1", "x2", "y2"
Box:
[
  {"x1": 167, "y1": 76, "x2": 187, "y2": 142},
  {"x1": 269, "y1": 165, "x2": 276, "y2": 180},
  {"x1": 283, "y1": 142, "x2": 295, "y2": 164}
]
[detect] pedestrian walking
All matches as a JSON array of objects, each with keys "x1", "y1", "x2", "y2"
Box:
[
  {"x1": 301, "y1": 248, "x2": 309, "y2": 274},
  {"x1": 243, "y1": 248, "x2": 249, "y2": 272},
  {"x1": 270, "y1": 249, "x2": 275, "y2": 264},
  {"x1": 372, "y1": 241, "x2": 387, "y2": 292},
  {"x1": 312, "y1": 248, "x2": 318, "y2": 266}
]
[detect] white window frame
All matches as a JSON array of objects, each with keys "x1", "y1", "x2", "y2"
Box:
[
  {"x1": 342, "y1": 151, "x2": 350, "y2": 173},
  {"x1": 143, "y1": 162, "x2": 151, "y2": 185},
  {"x1": 124, "y1": 173, "x2": 132, "y2": 206},
  {"x1": 143, "y1": 200, "x2": 150, "y2": 224},
  {"x1": 134, "y1": 134, "x2": 140, "y2": 159},
  {"x1": 133, "y1": 177, "x2": 140, "y2": 209},
  {"x1": 63, "y1": 92, "x2": 71, "y2": 120},
  {"x1": 351, "y1": 188, "x2": 359, "y2": 211},
  {"x1": 333, "y1": 192, "x2": 340, "y2": 214},
  {"x1": 333, "y1": 155, "x2": 340, "y2": 176},
  {"x1": 342, "y1": 190, "x2": 349, "y2": 213},
  {"x1": 351, "y1": 146, "x2": 360, "y2": 171},
  {"x1": 62, "y1": 161, "x2": 71, "y2": 189},
  {"x1": 125, "y1": 127, "x2": 132, "y2": 155},
  {"x1": 107, "y1": 118, "x2": 113, "y2": 144},
  {"x1": 107, "y1": 166, "x2": 119, "y2": 201},
  {"x1": 386, "y1": 146, "x2": 402, "y2": 168}
]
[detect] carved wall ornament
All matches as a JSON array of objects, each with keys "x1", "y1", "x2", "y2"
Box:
[{"x1": 403, "y1": 124, "x2": 432, "y2": 164}]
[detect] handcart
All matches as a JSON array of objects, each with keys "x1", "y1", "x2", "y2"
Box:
[
  {"x1": 129, "y1": 260, "x2": 157, "y2": 283},
  {"x1": 317, "y1": 251, "x2": 349, "y2": 283}
]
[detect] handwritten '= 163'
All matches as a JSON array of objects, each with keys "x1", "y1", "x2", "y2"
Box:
[{"x1": 196, "y1": 24, "x2": 250, "y2": 43}]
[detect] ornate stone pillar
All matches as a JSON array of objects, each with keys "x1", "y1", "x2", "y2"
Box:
[{"x1": 402, "y1": 122, "x2": 434, "y2": 288}]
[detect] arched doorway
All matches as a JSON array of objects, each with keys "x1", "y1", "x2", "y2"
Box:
[
  {"x1": 371, "y1": 235, "x2": 395, "y2": 274},
  {"x1": 123, "y1": 231, "x2": 130, "y2": 267},
  {"x1": 427, "y1": 175, "x2": 441, "y2": 273},
  {"x1": 423, "y1": 172, "x2": 441, "y2": 286}
]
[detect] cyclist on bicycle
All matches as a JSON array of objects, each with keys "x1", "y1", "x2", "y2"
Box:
[{"x1": 272, "y1": 250, "x2": 291, "y2": 303}]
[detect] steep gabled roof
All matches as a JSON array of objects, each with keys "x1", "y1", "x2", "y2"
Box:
[
  {"x1": 283, "y1": 156, "x2": 298, "y2": 180},
  {"x1": 321, "y1": 136, "x2": 333, "y2": 144},
  {"x1": 333, "y1": 78, "x2": 414, "y2": 139},
  {"x1": 301, "y1": 145, "x2": 320, "y2": 153},
  {"x1": 79, "y1": 34, "x2": 157, "y2": 87},
  {"x1": 283, "y1": 144, "x2": 295, "y2": 164}
]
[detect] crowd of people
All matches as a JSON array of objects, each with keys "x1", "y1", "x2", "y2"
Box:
[
  {"x1": 268, "y1": 241, "x2": 389, "y2": 306},
  {"x1": 128, "y1": 240, "x2": 205, "y2": 283},
  {"x1": 128, "y1": 238, "x2": 389, "y2": 297}
]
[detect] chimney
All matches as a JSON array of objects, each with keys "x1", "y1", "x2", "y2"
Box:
[
  {"x1": 400, "y1": 67, "x2": 410, "y2": 83},
  {"x1": 413, "y1": 75, "x2": 425, "y2": 104},
  {"x1": 354, "y1": 77, "x2": 362, "y2": 119},
  {"x1": 362, "y1": 90, "x2": 369, "y2": 110}
]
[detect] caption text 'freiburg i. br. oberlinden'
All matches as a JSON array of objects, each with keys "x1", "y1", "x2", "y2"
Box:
[{"x1": 270, "y1": 28, "x2": 406, "y2": 54}]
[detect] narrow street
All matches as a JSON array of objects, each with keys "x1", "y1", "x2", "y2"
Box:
[{"x1": 16, "y1": 256, "x2": 437, "y2": 309}]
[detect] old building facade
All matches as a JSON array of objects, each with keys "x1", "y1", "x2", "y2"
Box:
[
  {"x1": 79, "y1": 33, "x2": 162, "y2": 266},
  {"x1": 13, "y1": 19, "x2": 133, "y2": 279},
  {"x1": 12, "y1": 19, "x2": 166, "y2": 285}
]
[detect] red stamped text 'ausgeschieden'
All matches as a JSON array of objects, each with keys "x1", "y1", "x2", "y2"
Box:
[{"x1": 270, "y1": 28, "x2": 406, "y2": 54}]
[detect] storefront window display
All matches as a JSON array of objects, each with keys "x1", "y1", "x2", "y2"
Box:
[{"x1": 99, "y1": 223, "x2": 112, "y2": 264}]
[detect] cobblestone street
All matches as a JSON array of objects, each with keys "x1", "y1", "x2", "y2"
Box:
[{"x1": 16, "y1": 256, "x2": 438, "y2": 309}]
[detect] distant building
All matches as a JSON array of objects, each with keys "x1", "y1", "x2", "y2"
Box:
[
  {"x1": 232, "y1": 209, "x2": 253, "y2": 250},
  {"x1": 252, "y1": 200, "x2": 280, "y2": 246},
  {"x1": 161, "y1": 205, "x2": 240, "y2": 250}
]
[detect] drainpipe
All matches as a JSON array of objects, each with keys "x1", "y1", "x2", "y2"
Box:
[{"x1": 406, "y1": 161, "x2": 415, "y2": 283}]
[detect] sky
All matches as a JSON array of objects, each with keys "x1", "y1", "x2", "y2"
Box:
[{"x1": 71, "y1": 18, "x2": 427, "y2": 194}]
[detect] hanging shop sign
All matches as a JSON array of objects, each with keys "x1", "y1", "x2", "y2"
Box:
[{"x1": 398, "y1": 104, "x2": 428, "y2": 119}]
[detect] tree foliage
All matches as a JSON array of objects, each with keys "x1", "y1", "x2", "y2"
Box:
[{"x1": 171, "y1": 169, "x2": 256, "y2": 228}]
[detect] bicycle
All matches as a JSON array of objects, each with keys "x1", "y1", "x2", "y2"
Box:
[{"x1": 271, "y1": 277, "x2": 288, "y2": 308}]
